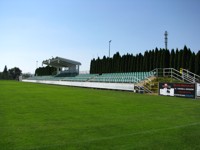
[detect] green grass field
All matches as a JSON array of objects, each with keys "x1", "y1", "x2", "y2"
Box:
[{"x1": 1, "y1": 81, "x2": 200, "y2": 150}]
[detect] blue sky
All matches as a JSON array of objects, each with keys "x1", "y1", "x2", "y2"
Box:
[{"x1": 0, "y1": 0, "x2": 200, "y2": 73}]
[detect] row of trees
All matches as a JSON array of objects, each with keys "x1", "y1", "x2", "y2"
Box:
[
  {"x1": 0, "y1": 66, "x2": 22, "y2": 80},
  {"x1": 90, "y1": 46, "x2": 200, "y2": 75},
  {"x1": 35, "y1": 66, "x2": 56, "y2": 76}
]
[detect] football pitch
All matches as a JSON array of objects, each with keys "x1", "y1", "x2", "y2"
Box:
[{"x1": 0, "y1": 81, "x2": 200, "y2": 150}]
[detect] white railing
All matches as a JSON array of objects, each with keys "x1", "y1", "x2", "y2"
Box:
[
  {"x1": 182, "y1": 69, "x2": 200, "y2": 83},
  {"x1": 137, "y1": 68, "x2": 200, "y2": 94},
  {"x1": 154, "y1": 68, "x2": 200, "y2": 83}
]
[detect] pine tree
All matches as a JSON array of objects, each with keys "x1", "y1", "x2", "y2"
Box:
[
  {"x1": 143, "y1": 51, "x2": 148, "y2": 71},
  {"x1": 159, "y1": 49, "x2": 164, "y2": 68},
  {"x1": 177, "y1": 49, "x2": 183, "y2": 70},
  {"x1": 135, "y1": 54, "x2": 139, "y2": 72},
  {"x1": 102, "y1": 56, "x2": 107, "y2": 73},
  {"x1": 182, "y1": 45, "x2": 192, "y2": 69},
  {"x1": 113, "y1": 52, "x2": 121, "y2": 73},
  {"x1": 186, "y1": 48, "x2": 192, "y2": 69},
  {"x1": 195, "y1": 51, "x2": 200, "y2": 75},
  {"x1": 3, "y1": 65, "x2": 8, "y2": 73},
  {"x1": 170, "y1": 49, "x2": 175, "y2": 68},
  {"x1": 138, "y1": 53, "x2": 143, "y2": 72},
  {"x1": 175, "y1": 48, "x2": 179, "y2": 70},
  {"x1": 131, "y1": 55, "x2": 135, "y2": 72},
  {"x1": 150, "y1": 50, "x2": 154, "y2": 70},
  {"x1": 90, "y1": 58, "x2": 95, "y2": 74},
  {"x1": 189, "y1": 52, "x2": 195, "y2": 73},
  {"x1": 2, "y1": 65, "x2": 9, "y2": 79},
  {"x1": 164, "y1": 49, "x2": 170, "y2": 68},
  {"x1": 89, "y1": 46, "x2": 198, "y2": 74},
  {"x1": 154, "y1": 48, "x2": 159, "y2": 68}
]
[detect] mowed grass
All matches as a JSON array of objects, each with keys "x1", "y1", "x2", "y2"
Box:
[{"x1": 0, "y1": 81, "x2": 200, "y2": 150}]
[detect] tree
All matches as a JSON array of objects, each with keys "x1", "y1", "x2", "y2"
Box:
[
  {"x1": 177, "y1": 49, "x2": 183, "y2": 69},
  {"x1": 113, "y1": 52, "x2": 121, "y2": 73},
  {"x1": 121, "y1": 55, "x2": 126, "y2": 72},
  {"x1": 175, "y1": 48, "x2": 179, "y2": 70},
  {"x1": 195, "y1": 51, "x2": 200, "y2": 75},
  {"x1": 157, "y1": 49, "x2": 162, "y2": 68},
  {"x1": 8, "y1": 67, "x2": 22, "y2": 80},
  {"x1": 150, "y1": 50, "x2": 155, "y2": 70},
  {"x1": 129, "y1": 54, "x2": 134, "y2": 72},
  {"x1": 163, "y1": 49, "x2": 170, "y2": 68},
  {"x1": 170, "y1": 49, "x2": 175, "y2": 68},
  {"x1": 3, "y1": 65, "x2": 8, "y2": 73},
  {"x1": 2, "y1": 65, "x2": 9, "y2": 79},
  {"x1": 90, "y1": 59, "x2": 95, "y2": 74},
  {"x1": 159, "y1": 49, "x2": 164, "y2": 68},
  {"x1": 182, "y1": 45, "x2": 192, "y2": 69},
  {"x1": 189, "y1": 52, "x2": 195, "y2": 73},
  {"x1": 35, "y1": 66, "x2": 56, "y2": 76},
  {"x1": 0, "y1": 66, "x2": 22, "y2": 80},
  {"x1": 127, "y1": 54, "x2": 132, "y2": 72},
  {"x1": 102, "y1": 56, "x2": 107, "y2": 73},
  {"x1": 89, "y1": 46, "x2": 198, "y2": 74},
  {"x1": 154, "y1": 47, "x2": 159, "y2": 68},
  {"x1": 143, "y1": 51, "x2": 148, "y2": 71},
  {"x1": 96, "y1": 57, "x2": 101, "y2": 73}
]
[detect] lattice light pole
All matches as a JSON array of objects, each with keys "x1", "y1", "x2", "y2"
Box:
[{"x1": 164, "y1": 31, "x2": 168, "y2": 50}]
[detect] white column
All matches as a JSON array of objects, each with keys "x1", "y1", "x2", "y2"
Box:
[{"x1": 57, "y1": 67, "x2": 60, "y2": 74}]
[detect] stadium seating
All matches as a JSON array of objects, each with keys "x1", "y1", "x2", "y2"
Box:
[
  {"x1": 27, "y1": 76, "x2": 54, "y2": 80},
  {"x1": 26, "y1": 71, "x2": 155, "y2": 83},
  {"x1": 90, "y1": 72, "x2": 154, "y2": 83},
  {"x1": 55, "y1": 72, "x2": 78, "y2": 77}
]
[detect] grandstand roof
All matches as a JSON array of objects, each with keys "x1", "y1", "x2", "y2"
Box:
[{"x1": 42, "y1": 57, "x2": 81, "y2": 68}]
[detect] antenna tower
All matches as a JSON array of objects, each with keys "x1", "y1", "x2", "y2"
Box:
[{"x1": 164, "y1": 31, "x2": 168, "y2": 50}]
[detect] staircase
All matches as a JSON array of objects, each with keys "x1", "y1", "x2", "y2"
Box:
[
  {"x1": 134, "y1": 70, "x2": 157, "y2": 93},
  {"x1": 134, "y1": 68, "x2": 200, "y2": 94}
]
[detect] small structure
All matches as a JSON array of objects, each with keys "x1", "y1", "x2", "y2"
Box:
[{"x1": 42, "y1": 57, "x2": 81, "y2": 75}]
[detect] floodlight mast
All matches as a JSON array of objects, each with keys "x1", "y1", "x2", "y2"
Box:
[{"x1": 109, "y1": 40, "x2": 112, "y2": 57}]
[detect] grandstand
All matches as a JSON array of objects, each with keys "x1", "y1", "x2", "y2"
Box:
[
  {"x1": 24, "y1": 57, "x2": 156, "y2": 91},
  {"x1": 26, "y1": 72, "x2": 154, "y2": 83},
  {"x1": 23, "y1": 57, "x2": 200, "y2": 94},
  {"x1": 42, "y1": 56, "x2": 81, "y2": 76}
]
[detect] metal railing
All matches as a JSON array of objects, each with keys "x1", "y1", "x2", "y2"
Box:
[
  {"x1": 135, "y1": 69, "x2": 157, "y2": 93},
  {"x1": 182, "y1": 69, "x2": 200, "y2": 83},
  {"x1": 136, "y1": 68, "x2": 200, "y2": 94},
  {"x1": 154, "y1": 68, "x2": 200, "y2": 83}
]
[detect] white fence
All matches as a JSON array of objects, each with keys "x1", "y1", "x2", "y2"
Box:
[{"x1": 22, "y1": 80, "x2": 135, "y2": 91}]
